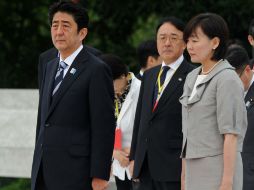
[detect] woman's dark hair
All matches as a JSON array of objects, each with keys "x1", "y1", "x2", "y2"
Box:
[
  {"x1": 48, "y1": 1, "x2": 89, "y2": 32},
  {"x1": 99, "y1": 54, "x2": 128, "y2": 80},
  {"x1": 183, "y1": 13, "x2": 229, "y2": 61}
]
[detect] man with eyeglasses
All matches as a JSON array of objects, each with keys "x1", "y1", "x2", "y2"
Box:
[
  {"x1": 129, "y1": 17, "x2": 195, "y2": 190},
  {"x1": 226, "y1": 45, "x2": 254, "y2": 190}
]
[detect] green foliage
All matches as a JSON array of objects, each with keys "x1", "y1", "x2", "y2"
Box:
[
  {"x1": 129, "y1": 14, "x2": 159, "y2": 48},
  {"x1": 0, "y1": 0, "x2": 254, "y2": 88},
  {"x1": 0, "y1": 0, "x2": 52, "y2": 88},
  {"x1": 0, "y1": 178, "x2": 30, "y2": 190}
]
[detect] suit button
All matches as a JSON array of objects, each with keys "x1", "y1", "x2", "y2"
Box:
[
  {"x1": 145, "y1": 138, "x2": 148, "y2": 142},
  {"x1": 45, "y1": 123, "x2": 50, "y2": 127},
  {"x1": 40, "y1": 143, "x2": 43, "y2": 148}
]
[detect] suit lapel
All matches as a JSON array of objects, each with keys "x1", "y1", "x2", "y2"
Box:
[
  {"x1": 147, "y1": 66, "x2": 161, "y2": 113},
  {"x1": 46, "y1": 48, "x2": 89, "y2": 119},
  {"x1": 44, "y1": 58, "x2": 59, "y2": 112},
  {"x1": 151, "y1": 60, "x2": 188, "y2": 116},
  {"x1": 245, "y1": 82, "x2": 254, "y2": 110},
  {"x1": 245, "y1": 82, "x2": 254, "y2": 102}
]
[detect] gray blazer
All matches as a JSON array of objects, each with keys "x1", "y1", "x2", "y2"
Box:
[{"x1": 179, "y1": 60, "x2": 247, "y2": 159}]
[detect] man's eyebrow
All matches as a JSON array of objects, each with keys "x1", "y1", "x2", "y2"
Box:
[
  {"x1": 52, "y1": 20, "x2": 71, "y2": 24},
  {"x1": 62, "y1": 21, "x2": 71, "y2": 24},
  {"x1": 159, "y1": 33, "x2": 179, "y2": 36}
]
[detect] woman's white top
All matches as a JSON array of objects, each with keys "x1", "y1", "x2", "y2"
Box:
[
  {"x1": 112, "y1": 73, "x2": 141, "y2": 180},
  {"x1": 189, "y1": 74, "x2": 207, "y2": 101}
]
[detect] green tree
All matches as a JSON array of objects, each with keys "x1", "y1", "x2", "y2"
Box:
[{"x1": 1, "y1": 0, "x2": 254, "y2": 88}]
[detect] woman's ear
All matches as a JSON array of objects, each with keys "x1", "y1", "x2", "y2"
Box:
[
  {"x1": 248, "y1": 35, "x2": 254, "y2": 46},
  {"x1": 212, "y1": 37, "x2": 220, "y2": 50}
]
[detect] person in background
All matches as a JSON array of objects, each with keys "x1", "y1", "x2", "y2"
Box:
[
  {"x1": 248, "y1": 19, "x2": 254, "y2": 57},
  {"x1": 100, "y1": 54, "x2": 141, "y2": 190},
  {"x1": 31, "y1": 2, "x2": 115, "y2": 190},
  {"x1": 136, "y1": 40, "x2": 161, "y2": 80},
  {"x1": 180, "y1": 13, "x2": 247, "y2": 190},
  {"x1": 130, "y1": 16, "x2": 194, "y2": 190},
  {"x1": 225, "y1": 46, "x2": 254, "y2": 190}
]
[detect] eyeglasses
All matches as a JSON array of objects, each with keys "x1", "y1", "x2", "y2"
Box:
[{"x1": 157, "y1": 34, "x2": 183, "y2": 44}]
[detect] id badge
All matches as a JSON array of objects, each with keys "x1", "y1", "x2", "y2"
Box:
[{"x1": 114, "y1": 127, "x2": 122, "y2": 150}]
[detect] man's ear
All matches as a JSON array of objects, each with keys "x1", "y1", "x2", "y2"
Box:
[
  {"x1": 245, "y1": 65, "x2": 252, "y2": 72},
  {"x1": 79, "y1": 28, "x2": 88, "y2": 41},
  {"x1": 248, "y1": 35, "x2": 254, "y2": 46},
  {"x1": 146, "y1": 56, "x2": 157, "y2": 69}
]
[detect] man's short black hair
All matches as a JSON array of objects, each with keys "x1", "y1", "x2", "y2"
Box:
[
  {"x1": 249, "y1": 18, "x2": 254, "y2": 37},
  {"x1": 49, "y1": 1, "x2": 89, "y2": 32},
  {"x1": 156, "y1": 16, "x2": 185, "y2": 34},
  {"x1": 225, "y1": 45, "x2": 251, "y2": 71},
  {"x1": 137, "y1": 40, "x2": 159, "y2": 69}
]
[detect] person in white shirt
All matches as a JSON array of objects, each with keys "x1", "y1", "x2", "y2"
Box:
[{"x1": 100, "y1": 54, "x2": 141, "y2": 190}]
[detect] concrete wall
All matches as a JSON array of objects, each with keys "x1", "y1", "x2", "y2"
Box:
[
  {"x1": 0, "y1": 89, "x2": 38, "y2": 178},
  {"x1": 0, "y1": 89, "x2": 116, "y2": 189}
]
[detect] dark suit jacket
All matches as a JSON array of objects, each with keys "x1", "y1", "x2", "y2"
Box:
[
  {"x1": 242, "y1": 81, "x2": 254, "y2": 190},
  {"x1": 243, "y1": 81, "x2": 254, "y2": 153},
  {"x1": 135, "y1": 72, "x2": 142, "y2": 81},
  {"x1": 31, "y1": 47, "x2": 115, "y2": 190},
  {"x1": 38, "y1": 45, "x2": 102, "y2": 90},
  {"x1": 130, "y1": 60, "x2": 194, "y2": 182}
]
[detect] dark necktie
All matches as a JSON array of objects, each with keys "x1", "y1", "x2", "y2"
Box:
[
  {"x1": 153, "y1": 66, "x2": 170, "y2": 107},
  {"x1": 52, "y1": 61, "x2": 68, "y2": 95}
]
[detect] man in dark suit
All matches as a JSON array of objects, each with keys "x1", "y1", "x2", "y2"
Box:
[
  {"x1": 38, "y1": 45, "x2": 102, "y2": 89},
  {"x1": 31, "y1": 2, "x2": 115, "y2": 190},
  {"x1": 136, "y1": 40, "x2": 161, "y2": 80},
  {"x1": 129, "y1": 17, "x2": 194, "y2": 190},
  {"x1": 226, "y1": 46, "x2": 254, "y2": 190}
]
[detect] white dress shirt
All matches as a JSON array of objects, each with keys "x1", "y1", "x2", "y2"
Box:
[
  {"x1": 59, "y1": 45, "x2": 83, "y2": 77},
  {"x1": 158, "y1": 55, "x2": 183, "y2": 96}
]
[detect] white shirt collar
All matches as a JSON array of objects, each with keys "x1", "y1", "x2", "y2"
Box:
[
  {"x1": 139, "y1": 70, "x2": 144, "y2": 76},
  {"x1": 161, "y1": 54, "x2": 183, "y2": 71},
  {"x1": 59, "y1": 45, "x2": 83, "y2": 67}
]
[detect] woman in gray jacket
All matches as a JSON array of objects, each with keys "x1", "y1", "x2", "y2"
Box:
[{"x1": 180, "y1": 13, "x2": 247, "y2": 190}]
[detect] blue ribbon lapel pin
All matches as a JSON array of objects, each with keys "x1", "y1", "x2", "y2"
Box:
[{"x1": 70, "y1": 68, "x2": 76, "y2": 75}]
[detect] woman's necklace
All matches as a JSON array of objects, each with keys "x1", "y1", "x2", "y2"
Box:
[{"x1": 201, "y1": 59, "x2": 222, "y2": 75}]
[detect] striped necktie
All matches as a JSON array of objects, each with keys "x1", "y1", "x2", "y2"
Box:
[{"x1": 52, "y1": 61, "x2": 68, "y2": 95}]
